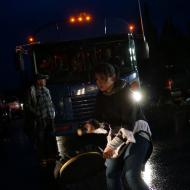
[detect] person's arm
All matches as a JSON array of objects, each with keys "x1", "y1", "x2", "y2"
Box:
[
  {"x1": 103, "y1": 88, "x2": 137, "y2": 158},
  {"x1": 107, "y1": 128, "x2": 136, "y2": 148},
  {"x1": 103, "y1": 128, "x2": 136, "y2": 159}
]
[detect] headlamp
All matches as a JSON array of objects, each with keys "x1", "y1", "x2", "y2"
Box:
[{"x1": 131, "y1": 90, "x2": 143, "y2": 102}]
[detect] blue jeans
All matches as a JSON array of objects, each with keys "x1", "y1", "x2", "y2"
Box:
[{"x1": 106, "y1": 135, "x2": 151, "y2": 190}]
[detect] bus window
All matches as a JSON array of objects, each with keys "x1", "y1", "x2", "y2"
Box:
[{"x1": 33, "y1": 34, "x2": 136, "y2": 84}]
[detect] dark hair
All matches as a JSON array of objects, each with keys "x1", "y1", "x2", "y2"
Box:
[
  {"x1": 87, "y1": 119, "x2": 100, "y2": 129},
  {"x1": 34, "y1": 74, "x2": 49, "y2": 81},
  {"x1": 94, "y1": 63, "x2": 119, "y2": 79}
]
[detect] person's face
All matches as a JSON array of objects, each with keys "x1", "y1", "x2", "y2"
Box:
[
  {"x1": 36, "y1": 79, "x2": 46, "y2": 87},
  {"x1": 95, "y1": 73, "x2": 115, "y2": 92}
]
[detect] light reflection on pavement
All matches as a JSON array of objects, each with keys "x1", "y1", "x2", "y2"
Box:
[
  {"x1": 142, "y1": 160, "x2": 153, "y2": 187},
  {"x1": 143, "y1": 139, "x2": 190, "y2": 190}
]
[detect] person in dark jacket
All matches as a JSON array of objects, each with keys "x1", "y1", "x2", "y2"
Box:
[{"x1": 83, "y1": 63, "x2": 152, "y2": 190}]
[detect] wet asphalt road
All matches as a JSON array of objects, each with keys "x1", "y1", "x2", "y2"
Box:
[
  {"x1": 145, "y1": 139, "x2": 190, "y2": 190},
  {"x1": 0, "y1": 118, "x2": 190, "y2": 190}
]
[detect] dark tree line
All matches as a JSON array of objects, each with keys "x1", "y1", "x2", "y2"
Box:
[{"x1": 136, "y1": 3, "x2": 190, "y2": 103}]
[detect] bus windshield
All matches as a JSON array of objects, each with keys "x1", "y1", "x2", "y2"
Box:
[{"x1": 33, "y1": 34, "x2": 135, "y2": 83}]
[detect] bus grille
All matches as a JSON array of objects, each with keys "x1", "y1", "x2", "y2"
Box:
[{"x1": 71, "y1": 95, "x2": 96, "y2": 122}]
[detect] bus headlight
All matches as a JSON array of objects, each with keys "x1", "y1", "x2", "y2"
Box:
[{"x1": 131, "y1": 91, "x2": 143, "y2": 102}]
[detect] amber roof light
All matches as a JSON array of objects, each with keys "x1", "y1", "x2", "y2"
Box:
[
  {"x1": 27, "y1": 35, "x2": 36, "y2": 44},
  {"x1": 128, "y1": 24, "x2": 135, "y2": 33},
  {"x1": 69, "y1": 12, "x2": 92, "y2": 24}
]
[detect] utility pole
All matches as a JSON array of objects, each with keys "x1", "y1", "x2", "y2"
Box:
[{"x1": 137, "y1": 0, "x2": 149, "y2": 58}]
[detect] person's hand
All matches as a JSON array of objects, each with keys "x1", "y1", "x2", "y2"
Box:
[
  {"x1": 103, "y1": 146, "x2": 115, "y2": 159},
  {"x1": 77, "y1": 128, "x2": 83, "y2": 136}
]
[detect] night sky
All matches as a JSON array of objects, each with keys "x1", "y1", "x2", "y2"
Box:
[{"x1": 0, "y1": 0, "x2": 190, "y2": 93}]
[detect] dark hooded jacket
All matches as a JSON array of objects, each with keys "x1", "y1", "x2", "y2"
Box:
[{"x1": 94, "y1": 79, "x2": 145, "y2": 133}]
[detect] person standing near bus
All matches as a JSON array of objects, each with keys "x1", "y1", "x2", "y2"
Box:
[
  {"x1": 24, "y1": 74, "x2": 57, "y2": 165},
  {"x1": 83, "y1": 63, "x2": 153, "y2": 190}
]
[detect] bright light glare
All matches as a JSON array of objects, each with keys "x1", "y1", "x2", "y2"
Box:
[
  {"x1": 132, "y1": 72, "x2": 137, "y2": 79},
  {"x1": 70, "y1": 17, "x2": 75, "y2": 23},
  {"x1": 142, "y1": 161, "x2": 153, "y2": 186},
  {"x1": 20, "y1": 103, "x2": 24, "y2": 110},
  {"x1": 29, "y1": 38, "x2": 34, "y2": 42},
  {"x1": 131, "y1": 91, "x2": 142, "y2": 102},
  {"x1": 129, "y1": 24, "x2": 135, "y2": 32},
  {"x1": 69, "y1": 13, "x2": 92, "y2": 24},
  {"x1": 76, "y1": 88, "x2": 85, "y2": 95},
  {"x1": 27, "y1": 36, "x2": 35, "y2": 43},
  {"x1": 86, "y1": 16, "x2": 91, "y2": 21},
  {"x1": 78, "y1": 17, "x2": 83, "y2": 22}
]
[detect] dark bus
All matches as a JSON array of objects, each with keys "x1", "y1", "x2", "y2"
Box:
[{"x1": 17, "y1": 33, "x2": 140, "y2": 134}]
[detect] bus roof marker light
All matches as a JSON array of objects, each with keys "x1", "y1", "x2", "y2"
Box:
[
  {"x1": 68, "y1": 12, "x2": 92, "y2": 24},
  {"x1": 128, "y1": 24, "x2": 135, "y2": 33},
  {"x1": 27, "y1": 35, "x2": 37, "y2": 44},
  {"x1": 69, "y1": 17, "x2": 76, "y2": 23},
  {"x1": 85, "y1": 16, "x2": 91, "y2": 21},
  {"x1": 78, "y1": 16, "x2": 83, "y2": 22}
]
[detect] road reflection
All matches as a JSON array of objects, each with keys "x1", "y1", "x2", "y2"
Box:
[{"x1": 142, "y1": 160, "x2": 153, "y2": 186}]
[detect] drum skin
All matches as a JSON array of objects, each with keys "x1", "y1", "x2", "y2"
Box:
[{"x1": 59, "y1": 151, "x2": 105, "y2": 184}]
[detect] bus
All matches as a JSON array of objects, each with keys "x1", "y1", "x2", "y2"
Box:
[
  {"x1": 15, "y1": 24, "x2": 148, "y2": 167},
  {"x1": 17, "y1": 32, "x2": 143, "y2": 129}
]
